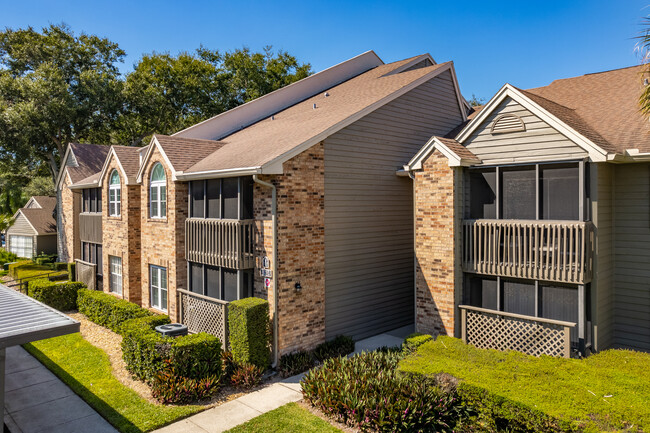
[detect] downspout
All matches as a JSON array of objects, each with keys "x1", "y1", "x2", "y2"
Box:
[{"x1": 252, "y1": 175, "x2": 279, "y2": 367}]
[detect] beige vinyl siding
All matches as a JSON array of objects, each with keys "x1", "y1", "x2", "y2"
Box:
[
  {"x1": 324, "y1": 71, "x2": 464, "y2": 339},
  {"x1": 613, "y1": 163, "x2": 650, "y2": 351},
  {"x1": 591, "y1": 163, "x2": 614, "y2": 350},
  {"x1": 465, "y1": 97, "x2": 588, "y2": 165},
  {"x1": 7, "y1": 213, "x2": 38, "y2": 237}
]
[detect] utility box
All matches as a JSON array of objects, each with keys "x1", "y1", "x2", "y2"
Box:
[{"x1": 155, "y1": 323, "x2": 188, "y2": 337}]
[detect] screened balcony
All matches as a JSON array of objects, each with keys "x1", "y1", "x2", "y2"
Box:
[{"x1": 464, "y1": 161, "x2": 593, "y2": 284}]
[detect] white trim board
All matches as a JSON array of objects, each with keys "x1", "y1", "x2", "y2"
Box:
[{"x1": 405, "y1": 136, "x2": 480, "y2": 170}]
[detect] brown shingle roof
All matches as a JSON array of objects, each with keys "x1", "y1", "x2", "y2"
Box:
[
  {"x1": 153, "y1": 135, "x2": 225, "y2": 173},
  {"x1": 112, "y1": 146, "x2": 147, "y2": 184},
  {"x1": 525, "y1": 65, "x2": 650, "y2": 153},
  {"x1": 31, "y1": 196, "x2": 57, "y2": 211},
  {"x1": 183, "y1": 59, "x2": 453, "y2": 174},
  {"x1": 20, "y1": 208, "x2": 56, "y2": 235},
  {"x1": 436, "y1": 137, "x2": 480, "y2": 161},
  {"x1": 67, "y1": 143, "x2": 110, "y2": 185}
]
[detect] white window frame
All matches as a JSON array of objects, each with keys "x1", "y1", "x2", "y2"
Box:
[
  {"x1": 150, "y1": 265, "x2": 168, "y2": 312},
  {"x1": 109, "y1": 256, "x2": 123, "y2": 295},
  {"x1": 10, "y1": 235, "x2": 33, "y2": 259},
  {"x1": 109, "y1": 170, "x2": 121, "y2": 217},
  {"x1": 149, "y1": 163, "x2": 167, "y2": 219}
]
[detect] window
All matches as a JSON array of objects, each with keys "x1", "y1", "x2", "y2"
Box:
[
  {"x1": 109, "y1": 256, "x2": 122, "y2": 295},
  {"x1": 109, "y1": 170, "x2": 121, "y2": 216},
  {"x1": 188, "y1": 262, "x2": 253, "y2": 301},
  {"x1": 540, "y1": 164, "x2": 579, "y2": 220},
  {"x1": 82, "y1": 188, "x2": 102, "y2": 213},
  {"x1": 9, "y1": 235, "x2": 33, "y2": 258},
  {"x1": 189, "y1": 177, "x2": 254, "y2": 219},
  {"x1": 500, "y1": 166, "x2": 536, "y2": 220},
  {"x1": 150, "y1": 265, "x2": 168, "y2": 311},
  {"x1": 149, "y1": 163, "x2": 167, "y2": 219},
  {"x1": 469, "y1": 170, "x2": 497, "y2": 219}
]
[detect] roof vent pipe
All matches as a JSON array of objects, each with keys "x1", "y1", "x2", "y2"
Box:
[
  {"x1": 313, "y1": 103, "x2": 317, "y2": 109},
  {"x1": 324, "y1": 92, "x2": 330, "y2": 97}
]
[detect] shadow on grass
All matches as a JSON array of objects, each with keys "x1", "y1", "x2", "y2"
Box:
[{"x1": 23, "y1": 342, "x2": 141, "y2": 433}]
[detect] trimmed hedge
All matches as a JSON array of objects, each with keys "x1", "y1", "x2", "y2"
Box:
[
  {"x1": 77, "y1": 289, "x2": 152, "y2": 333},
  {"x1": 8, "y1": 260, "x2": 31, "y2": 278},
  {"x1": 67, "y1": 262, "x2": 75, "y2": 281},
  {"x1": 28, "y1": 280, "x2": 85, "y2": 311},
  {"x1": 121, "y1": 315, "x2": 223, "y2": 386},
  {"x1": 402, "y1": 332, "x2": 433, "y2": 352},
  {"x1": 228, "y1": 297, "x2": 270, "y2": 369}
]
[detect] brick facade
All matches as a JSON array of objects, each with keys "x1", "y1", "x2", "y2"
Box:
[
  {"x1": 102, "y1": 156, "x2": 142, "y2": 305},
  {"x1": 58, "y1": 173, "x2": 80, "y2": 262},
  {"x1": 414, "y1": 150, "x2": 461, "y2": 336},
  {"x1": 140, "y1": 146, "x2": 187, "y2": 320}
]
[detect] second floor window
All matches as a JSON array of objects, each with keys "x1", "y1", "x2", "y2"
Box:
[
  {"x1": 82, "y1": 188, "x2": 102, "y2": 213},
  {"x1": 150, "y1": 163, "x2": 167, "y2": 219},
  {"x1": 109, "y1": 170, "x2": 121, "y2": 216},
  {"x1": 189, "y1": 177, "x2": 254, "y2": 219}
]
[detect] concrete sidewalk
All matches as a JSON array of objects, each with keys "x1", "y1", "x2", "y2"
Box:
[
  {"x1": 4, "y1": 345, "x2": 117, "y2": 433},
  {"x1": 153, "y1": 374, "x2": 303, "y2": 433}
]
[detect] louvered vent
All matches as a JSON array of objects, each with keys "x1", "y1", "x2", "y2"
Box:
[{"x1": 490, "y1": 114, "x2": 525, "y2": 134}]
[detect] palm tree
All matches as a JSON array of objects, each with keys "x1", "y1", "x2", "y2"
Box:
[{"x1": 638, "y1": 16, "x2": 650, "y2": 117}]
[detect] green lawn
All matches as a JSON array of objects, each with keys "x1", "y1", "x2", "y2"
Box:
[
  {"x1": 24, "y1": 333, "x2": 202, "y2": 433},
  {"x1": 12, "y1": 262, "x2": 66, "y2": 280},
  {"x1": 226, "y1": 403, "x2": 341, "y2": 433},
  {"x1": 399, "y1": 336, "x2": 650, "y2": 432}
]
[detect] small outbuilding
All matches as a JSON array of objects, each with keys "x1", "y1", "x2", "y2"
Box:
[{"x1": 6, "y1": 196, "x2": 57, "y2": 259}]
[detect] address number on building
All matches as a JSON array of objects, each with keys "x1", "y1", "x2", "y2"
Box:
[{"x1": 260, "y1": 269, "x2": 273, "y2": 278}]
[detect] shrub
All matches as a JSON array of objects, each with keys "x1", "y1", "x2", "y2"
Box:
[
  {"x1": 0, "y1": 248, "x2": 18, "y2": 267},
  {"x1": 28, "y1": 280, "x2": 85, "y2": 311},
  {"x1": 402, "y1": 332, "x2": 433, "y2": 352},
  {"x1": 121, "y1": 315, "x2": 223, "y2": 387},
  {"x1": 77, "y1": 289, "x2": 152, "y2": 333},
  {"x1": 33, "y1": 253, "x2": 57, "y2": 265},
  {"x1": 279, "y1": 350, "x2": 313, "y2": 377},
  {"x1": 231, "y1": 363, "x2": 263, "y2": 389},
  {"x1": 302, "y1": 350, "x2": 469, "y2": 433},
  {"x1": 312, "y1": 335, "x2": 355, "y2": 362},
  {"x1": 53, "y1": 262, "x2": 68, "y2": 271},
  {"x1": 222, "y1": 351, "x2": 237, "y2": 382},
  {"x1": 8, "y1": 260, "x2": 31, "y2": 278},
  {"x1": 228, "y1": 297, "x2": 270, "y2": 369},
  {"x1": 67, "y1": 262, "x2": 75, "y2": 281},
  {"x1": 151, "y1": 359, "x2": 221, "y2": 404}
]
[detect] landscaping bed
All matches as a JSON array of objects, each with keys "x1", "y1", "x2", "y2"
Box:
[{"x1": 399, "y1": 336, "x2": 650, "y2": 432}]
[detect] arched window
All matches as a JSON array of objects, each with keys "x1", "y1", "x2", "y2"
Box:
[
  {"x1": 108, "y1": 170, "x2": 121, "y2": 216},
  {"x1": 150, "y1": 163, "x2": 167, "y2": 219}
]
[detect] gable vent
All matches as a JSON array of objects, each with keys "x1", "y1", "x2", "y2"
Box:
[{"x1": 490, "y1": 114, "x2": 525, "y2": 134}]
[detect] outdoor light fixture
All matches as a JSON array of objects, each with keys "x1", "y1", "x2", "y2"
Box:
[{"x1": 295, "y1": 282, "x2": 302, "y2": 292}]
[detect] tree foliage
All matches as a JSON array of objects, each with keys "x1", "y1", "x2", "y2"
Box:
[{"x1": 638, "y1": 16, "x2": 650, "y2": 117}]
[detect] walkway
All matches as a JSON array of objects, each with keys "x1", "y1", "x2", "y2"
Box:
[
  {"x1": 154, "y1": 324, "x2": 414, "y2": 433},
  {"x1": 4, "y1": 345, "x2": 117, "y2": 433}
]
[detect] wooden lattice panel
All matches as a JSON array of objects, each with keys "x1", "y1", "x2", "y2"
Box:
[
  {"x1": 465, "y1": 309, "x2": 569, "y2": 358},
  {"x1": 179, "y1": 291, "x2": 228, "y2": 347},
  {"x1": 76, "y1": 260, "x2": 96, "y2": 291}
]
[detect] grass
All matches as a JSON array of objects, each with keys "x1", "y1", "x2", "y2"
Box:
[
  {"x1": 226, "y1": 403, "x2": 341, "y2": 433},
  {"x1": 399, "y1": 336, "x2": 650, "y2": 432},
  {"x1": 24, "y1": 333, "x2": 202, "y2": 433},
  {"x1": 11, "y1": 262, "x2": 67, "y2": 280}
]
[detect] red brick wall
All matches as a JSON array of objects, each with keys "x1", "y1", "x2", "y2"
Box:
[
  {"x1": 414, "y1": 150, "x2": 461, "y2": 336},
  {"x1": 102, "y1": 156, "x2": 142, "y2": 305},
  {"x1": 140, "y1": 146, "x2": 187, "y2": 319}
]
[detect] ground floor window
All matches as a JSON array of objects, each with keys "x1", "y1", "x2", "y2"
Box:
[
  {"x1": 81, "y1": 241, "x2": 103, "y2": 290},
  {"x1": 150, "y1": 265, "x2": 168, "y2": 311},
  {"x1": 188, "y1": 262, "x2": 252, "y2": 302},
  {"x1": 9, "y1": 235, "x2": 33, "y2": 258},
  {"x1": 109, "y1": 256, "x2": 122, "y2": 295}
]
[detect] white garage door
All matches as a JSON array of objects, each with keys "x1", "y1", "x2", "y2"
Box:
[{"x1": 10, "y1": 235, "x2": 33, "y2": 258}]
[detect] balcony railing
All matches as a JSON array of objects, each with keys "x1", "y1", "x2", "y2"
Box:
[
  {"x1": 79, "y1": 212, "x2": 102, "y2": 244},
  {"x1": 462, "y1": 219, "x2": 593, "y2": 284},
  {"x1": 459, "y1": 305, "x2": 576, "y2": 358},
  {"x1": 185, "y1": 218, "x2": 255, "y2": 269}
]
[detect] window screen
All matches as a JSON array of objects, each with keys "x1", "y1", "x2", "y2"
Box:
[
  {"x1": 502, "y1": 279, "x2": 536, "y2": 316},
  {"x1": 206, "y1": 179, "x2": 221, "y2": 218},
  {"x1": 223, "y1": 178, "x2": 239, "y2": 219},
  {"x1": 241, "y1": 177, "x2": 254, "y2": 219},
  {"x1": 206, "y1": 265, "x2": 220, "y2": 299},
  {"x1": 540, "y1": 284, "x2": 578, "y2": 323},
  {"x1": 467, "y1": 276, "x2": 498, "y2": 310},
  {"x1": 190, "y1": 262, "x2": 204, "y2": 294},
  {"x1": 500, "y1": 167, "x2": 536, "y2": 219},
  {"x1": 191, "y1": 181, "x2": 205, "y2": 218},
  {"x1": 469, "y1": 170, "x2": 497, "y2": 219},
  {"x1": 96, "y1": 245, "x2": 102, "y2": 276},
  {"x1": 540, "y1": 164, "x2": 579, "y2": 220},
  {"x1": 223, "y1": 268, "x2": 238, "y2": 301}
]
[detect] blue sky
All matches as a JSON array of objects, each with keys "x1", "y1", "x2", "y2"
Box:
[{"x1": 1, "y1": 0, "x2": 648, "y2": 99}]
